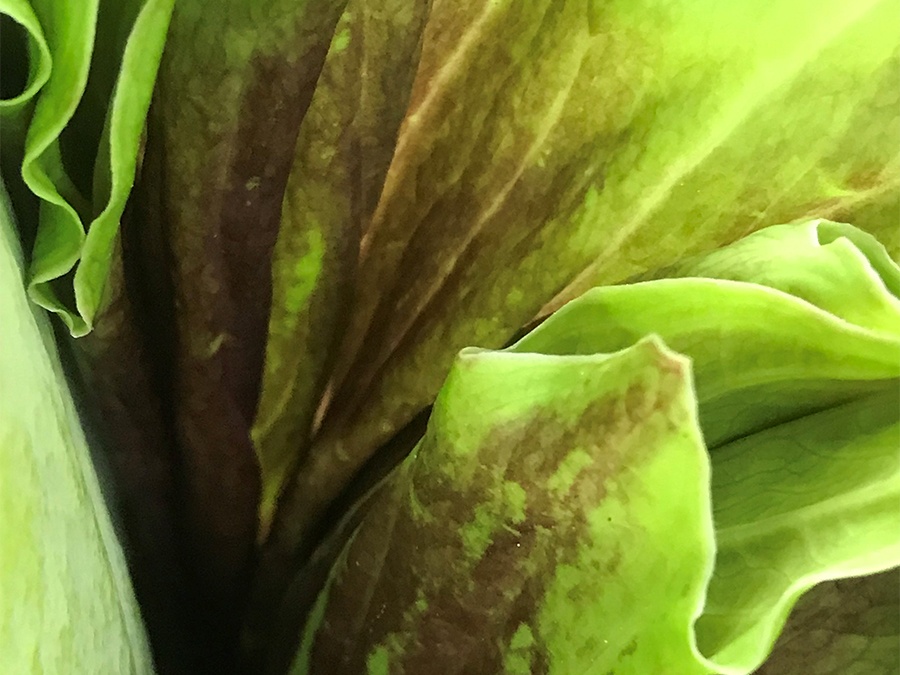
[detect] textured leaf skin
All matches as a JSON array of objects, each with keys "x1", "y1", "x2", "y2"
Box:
[
  {"x1": 2, "y1": 0, "x2": 899, "y2": 670},
  {"x1": 247, "y1": 0, "x2": 433, "y2": 661},
  {"x1": 510, "y1": 221, "x2": 900, "y2": 673},
  {"x1": 254, "y1": 0, "x2": 434, "y2": 532},
  {"x1": 264, "y1": 0, "x2": 900, "y2": 582},
  {"x1": 0, "y1": 180, "x2": 153, "y2": 674},
  {"x1": 293, "y1": 338, "x2": 714, "y2": 675}
]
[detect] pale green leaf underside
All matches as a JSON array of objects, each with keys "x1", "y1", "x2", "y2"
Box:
[
  {"x1": 0, "y1": 180, "x2": 153, "y2": 673},
  {"x1": 515, "y1": 221, "x2": 900, "y2": 451},
  {"x1": 515, "y1": 277, "x2": 899, "y2": 449},
  {"x1": 699, "y1": 388, "x2": 900, "y2": 673},
  {"x1": 632, "y1": 219, "x2": 900, "y2": 337}
]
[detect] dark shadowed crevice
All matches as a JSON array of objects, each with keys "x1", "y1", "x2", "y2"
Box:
[
  {"x1": 57, "y1": 0, "x2": 142, "y2": 201},
  {"x1": 0, "y1": 15, "x2": 28, "y2": 101},
  {"x1": 251, "y1": 406, "x2": 433, "y2": 675}
]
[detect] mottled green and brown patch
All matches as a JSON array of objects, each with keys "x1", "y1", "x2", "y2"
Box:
[
  {"x1": 291, "y1": 337, "x2": 713, "y2": 674},
  {"x1": 246, "y1": 0, "x2": 434, "y2": 659}
]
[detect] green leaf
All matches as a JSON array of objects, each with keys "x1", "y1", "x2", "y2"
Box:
[
  {"x1": 292, "y1": 337, "x2": 715, "y2": 675},
  {"x1": 513, "y1": 276, "x2": 900, "y2": 450},
  {"x1": 0, "y1": 0, "x2": 52, "y2": 245},
  {"x1": 0, "y1": 0, "x2": 51, "y2": 118},
  {"x1": 9, "y1": 0, "x2": 174, "y2": 335},
  {"x1": 0, "y1": 178, "x2": 153, "y2": 673},
  {"x1": 9, "y1": 0, "x2": 98, "y2": 326},
  {"x1": 508, "y1": 221, "x2": 900, "y2": 672},
  {"x1": 274, "y1": 0, "x2": 900, "y2": 571},
  {"x1": 628, "y1": 219, "x2": 900, "y2": 337},
  {"x1": 254, "y1": 0, "x2": 434, "y2": 533}
]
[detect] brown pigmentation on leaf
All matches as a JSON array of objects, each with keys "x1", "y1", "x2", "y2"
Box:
[
  {"x1": 291, "y1": 340, "x2": 713, "y2": 674},
  {"x1": 133, "y1": 0, "x2": 349, "y2": 643},
  {"x1": 253, "y1": 0, "x2": 434, "y2": 532}
]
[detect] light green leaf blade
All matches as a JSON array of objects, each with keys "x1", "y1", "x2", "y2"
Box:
[
  {"x1": 0, "y1": 0, "x2": 52, "y2": 243},
  {"x1": 16, "y1": 0, "x2": 97, "y2": 332},
  {"x1": 697, "y1": 389, "x2": 900, "y2": 673},
  {"x1": 16, "y1": 0, "x2": 173, "y2": 335},
  {"x1": 70, "y1": 0, "x2": 175, "y2": 328},
  {"x1": 291, "y1": 337, "x2": 715, "y2": 675},
  {"x1": 513, "y1": 277, "x2": 900, "y2": 448},
  {"x1": 505, "y1": 222, "x2": 900, "y2": 673},
  {"x1": 629, "y1": 219, "x2": 900, "y2": 337},
  {"x1": 0, "y1": 180, "x2": 153, "y2": 673}
]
